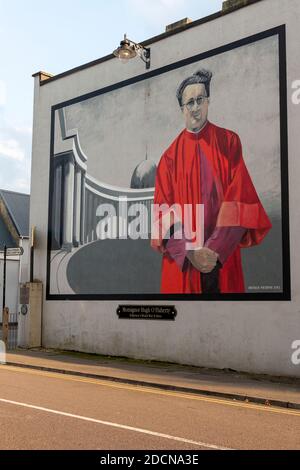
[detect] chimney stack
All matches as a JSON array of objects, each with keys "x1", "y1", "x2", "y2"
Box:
[
  {"x1": 165, "y1": 18, "x2": 192, "y2": 33},
  {"x1": 222, "y1": 0, "x2": 254, "y2": 11}
]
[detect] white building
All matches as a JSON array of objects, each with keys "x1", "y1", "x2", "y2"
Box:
[
  {"x1": 0, "y1": 189, "x2": 30, "y2": 322},
  {"x1": 29, "y1": 0, "x2": 300, "y2": 377}
]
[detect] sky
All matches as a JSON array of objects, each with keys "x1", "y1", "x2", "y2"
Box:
[{"x1": 0, "y1": 0, "x2": 223, "y2": 194}]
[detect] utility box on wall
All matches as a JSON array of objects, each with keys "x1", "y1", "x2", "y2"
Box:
[{"x1": 18, "y1": 282, "x2": 43, "y2": 348}]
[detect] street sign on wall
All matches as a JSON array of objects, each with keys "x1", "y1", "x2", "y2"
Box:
[{"x1": 0, "y1": 247, "x2": 24, "y2": 257}]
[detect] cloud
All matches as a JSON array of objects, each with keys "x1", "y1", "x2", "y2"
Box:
[
  {"x1": 0, "y1": 80, "x2": 7, "y2": 107},
  {"x1": 0, "y1": 76, "x2": 31, "y2": 193},
  {"x1": 0, "y1": 120, "x2": 32, "y2": 192},
  {"x1": 0, "y1": 139, "x2": 25, "y2": 161},
  {"x1": 12, "y1": 178, "x2": 30, "y2": 193},
  {"x1": 14, "y1": 126, "x2": 32, "y2": 136}
]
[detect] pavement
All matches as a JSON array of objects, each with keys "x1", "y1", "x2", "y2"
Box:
[{"x1": 4, "y1": 348, "x2": 300, "y2": 410}]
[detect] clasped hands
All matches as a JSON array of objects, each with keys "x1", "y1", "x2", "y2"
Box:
[{"x1": 187, "y1": 247, "x2": 219, "y2": 274}]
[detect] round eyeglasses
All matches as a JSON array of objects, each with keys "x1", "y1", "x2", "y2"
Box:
[{"x1": 182, "y1": 96, "x2": 207, "y2": 111}]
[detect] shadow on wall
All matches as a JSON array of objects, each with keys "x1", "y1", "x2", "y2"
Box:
[
  {"x1": 67, "y1": 239, "x2": 162, "y2": 295},
  {"x1": 66, "y1": 220, "x2": 282, "y2": 296}
]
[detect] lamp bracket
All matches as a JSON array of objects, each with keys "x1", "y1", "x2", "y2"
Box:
[{"x1": 119, "y1": 34, "x2": 151, "y2": 69}]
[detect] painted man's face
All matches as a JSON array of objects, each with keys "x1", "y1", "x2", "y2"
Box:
[{"x1": 181, "y1": 83, "x2": 209, "y2": 132}]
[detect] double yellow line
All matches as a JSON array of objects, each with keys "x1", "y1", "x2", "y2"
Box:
[{"x1": 1, "y1": 364, "x2": 300, "y2": 418}]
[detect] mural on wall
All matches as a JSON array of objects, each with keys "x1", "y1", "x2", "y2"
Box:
[
  {"x1": 47, "y1": 26, "x2": 290, "y2": 300},
  {"x1": 151, "y1": 68, "x2": 272, "y2": 294}
]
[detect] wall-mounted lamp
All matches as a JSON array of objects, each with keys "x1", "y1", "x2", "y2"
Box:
[{"x1": 113, "y1": 34, "x2": 151, "y2": 69}]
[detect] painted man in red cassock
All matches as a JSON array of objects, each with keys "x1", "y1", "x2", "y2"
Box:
[{"x1": 152, "y1": 69, "x2": 272, "y2": 294}]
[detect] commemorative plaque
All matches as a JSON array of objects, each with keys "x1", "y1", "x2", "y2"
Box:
[{"x1": 117, "y1": 306, "x2": 177, "y2": 321}]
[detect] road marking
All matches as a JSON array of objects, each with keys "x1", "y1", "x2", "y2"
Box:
[
  {"x1": 1, "y1": 365, "x2": 300, "y2": 417},
  {"x1": 0, "y1": 398, "x2": 232, "y2": 450}
]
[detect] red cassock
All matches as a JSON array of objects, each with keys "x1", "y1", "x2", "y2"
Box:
[{"x1": 151, "y1": 121, "x2": 272, "y2": 294}]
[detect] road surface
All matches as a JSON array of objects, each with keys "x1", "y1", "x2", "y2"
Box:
[{"x1": 0, "y1": 364, "x2": 299, "y2": 450}]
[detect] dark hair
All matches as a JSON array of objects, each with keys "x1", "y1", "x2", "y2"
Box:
[{"x1": 176, "y1": 69, "x2": 213, "y2": 106}]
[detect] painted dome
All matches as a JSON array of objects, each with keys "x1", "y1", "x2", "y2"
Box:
[{"x1": 130, "y1": 160, "x2": 157, "y2": 189}]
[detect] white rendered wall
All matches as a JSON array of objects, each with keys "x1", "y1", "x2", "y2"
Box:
[
  {"x1": 30, "y1": 0, "x2": 300, "y2": 377},
  {"x1": 0, "y1": 258, "x2": 19, "y2": 319},
  {"x1": 19, "y1": 238, "x2": 29, "y2": 284}
]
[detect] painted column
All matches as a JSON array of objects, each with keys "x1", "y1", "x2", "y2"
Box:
[
  {"x1": 80, "y1": 171, "x2": 86, "y2": 245},
  {"x1": 53, "y1": 163, "x2": 62, "y2": 248},
  {"x1": 73, "y1": 166, "x2": 82, "y2": 247},
  {"x1": 62, "y1": 157, "x2": 75, "y2": 251},
  {"x1": 87, "y1": 191, "x2": 94, "y2": 243}
]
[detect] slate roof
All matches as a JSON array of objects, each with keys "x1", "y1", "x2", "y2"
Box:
[
  {"x1": 0, "y1": 216, "x2": 17, "y2": 249},
  {"x1": 0, "y1": 189, "x2": 30, "y2": 238}
]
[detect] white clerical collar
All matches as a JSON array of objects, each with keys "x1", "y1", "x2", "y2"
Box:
[{"x1": 186, "y1": 121, "x2": 208, "y2": 134}]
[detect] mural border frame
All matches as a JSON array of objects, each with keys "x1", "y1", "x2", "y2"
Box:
[{"x1": 46, "y1": 24, "x2": 291, "y2": 301}]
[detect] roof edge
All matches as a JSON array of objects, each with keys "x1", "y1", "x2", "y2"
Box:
[
  {"x1": 0, "y1": 189, "x2": 30, "y2": 197},
  {"x1": 0, "y1": 190, "x2": 30, "y2": 237},
  {"x1": 37, "y1": 0, "x2": 265, "y2": 87},
  {"x1": 0, "y1": 195, "x2": 20, "y2": 241},
  {"x1": 32, "y1": 71, "x2": 54, "y2": 84}
]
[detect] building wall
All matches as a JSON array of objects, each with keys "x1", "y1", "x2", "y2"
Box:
[
  {"x1": 30, "y1": 0, "x2": 300, "y2": 376},
  {"x1": 19, "y1": 238, "x2": 29, "y2": 284},
  {"x1": 0, "y1": 239, "x2": 29, "y2": 322},
  {"x1": 0, "y1": 258, "x2": 19, "y2": 320}
]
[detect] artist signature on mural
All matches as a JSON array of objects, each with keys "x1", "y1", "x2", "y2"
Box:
[{"x1": 248, "y1": 285, "x2": 282, "y2": 291}]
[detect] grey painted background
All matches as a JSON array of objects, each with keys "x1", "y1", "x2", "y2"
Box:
[
  {"x1": 64, "y1": 36, "x2": 280, "y2": 216},
  {"x1": 53, "y1": 34, "x2": 282, "y2": 294}
]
